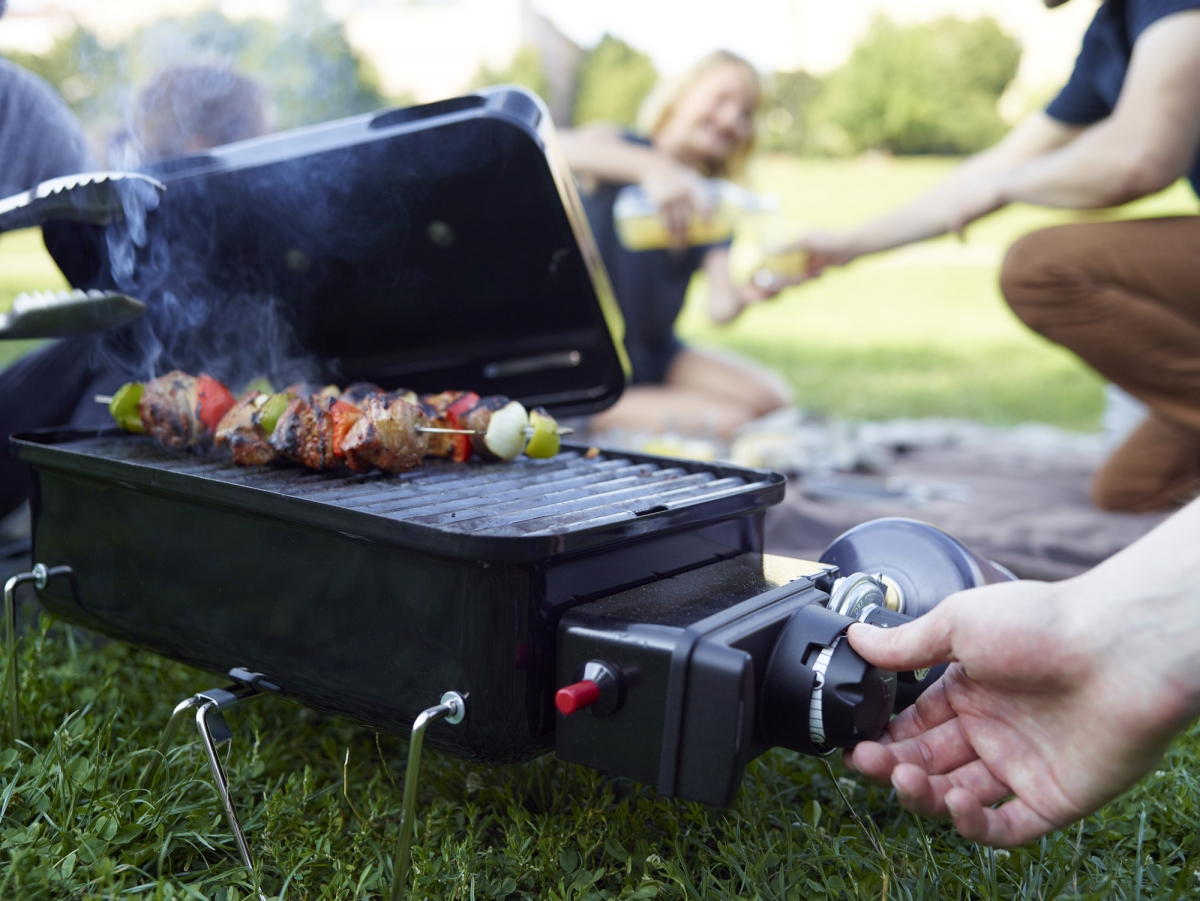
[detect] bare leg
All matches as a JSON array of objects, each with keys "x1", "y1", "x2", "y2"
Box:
[{"x1": 592, "y1": 347, "x2": 792, "y2": 437}]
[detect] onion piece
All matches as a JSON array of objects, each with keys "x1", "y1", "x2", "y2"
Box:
[{"x1": 484, "y1": 400, "x2": 529, "y2": 461}]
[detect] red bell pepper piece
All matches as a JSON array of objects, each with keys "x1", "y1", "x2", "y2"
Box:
[
  {"x1": 196, "y1": 374, "x2": 236, "y2": 434},
  {"x1": 445, "y1": 391, "x2": 481, "y2": 463}
]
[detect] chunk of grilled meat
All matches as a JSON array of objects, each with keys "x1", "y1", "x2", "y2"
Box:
[
  {"x1": 342, "y1": 382, "x2": 386, "y2": 406},
  {"x1": 269, "y1": 394, "x2": 340, "y2": 470},
  {"x1": 214, "y1": 392, "x2": 278, "y2": 466},
  {"x1": 139, "y1": 370, "x2": 202, "y2": 449},
  {"x1": 341, "y1": 395, "x2": 429, "y2": 474},
  {"x1": 462, "y1": 395, "x2": 511, "y2": 461},
  {"x1": 418, "y1": 390, "x2": 468, "y2": 458},
  {"x1": 285, "y1": 381, "x2": 341, "y2": 400}
]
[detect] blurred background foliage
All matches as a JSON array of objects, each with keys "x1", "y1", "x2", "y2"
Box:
[
  {"x1": 810, "y1": 16, "x2": 1021, "y2": 156},
  {"x1": 8, "y1": 7, "x2": 1021, "y2": 158},
  {"x1": 471, "y1": 45, "x2": 551, "y2": 104},
  {"x1": 7, "y1": 0, "x2": 386, "y2": 139},
  {"x1": 572, "y1": 34, "x2": 658, "y2": 128}
]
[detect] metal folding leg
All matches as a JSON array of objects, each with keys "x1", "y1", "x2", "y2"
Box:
[
  {"x1": 391, "y1": 691, "x2": 466, "y2": 901},
  {"x1": 145, "y1": 676, "x2": 467, "y2": 901},
  {"x1": 142, "y1": 670, "x2": 274, "y2": 900},
  {"x1": 3, "y1": 563, "x2": 77, "y2": 744}
]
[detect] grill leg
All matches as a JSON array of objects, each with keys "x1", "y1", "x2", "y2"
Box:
[
  {"x1": 144, "y1": 680, "x2": 265, "y2": 899},
  {"x1": 139, "y1": 694, "x2": 205, "y2": 788},
  {"x1": 391, "y1": 691, "x2": 466, "y2": 901},
  {"x1": 196, "y1": 698, "x2": 262, "y2": 896},
  {"x1": 3, "y1": 564, "x2": 77, "y2": 745}
]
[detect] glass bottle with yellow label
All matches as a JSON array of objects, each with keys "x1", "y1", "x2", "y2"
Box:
[{"x1": 613, "y1": 179, "x2": 779, "y2": 251}]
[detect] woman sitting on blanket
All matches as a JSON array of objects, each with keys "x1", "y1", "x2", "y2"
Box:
[{"x1": 560, "y1": 50, "x2": 792, "y2": 438}]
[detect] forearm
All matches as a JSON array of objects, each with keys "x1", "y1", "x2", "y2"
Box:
[
  {"x1": 838, "y1": 178, "x2": 980, "y2": 257},
  {"x1": 1001, "y1": 122, "x2": 1188, "y2": 208},
  {"x1": 703, "y1": 248, "x2": 742, "y2": 324},
  {"x1": 558, "y1": 128, "x2": 669, "y2": 185},
  {"x1": 838, "y1": 114, "x2": 1080, "y2": 259},
  {"x1": 1067, "y1": 498, "x2": 1200, "y2": 717}
]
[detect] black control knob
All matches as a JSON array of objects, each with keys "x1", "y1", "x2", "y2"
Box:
[
  {"x1": 808, "y1": 634, "x2": 897, "y2": 751},
  {"x1": 855, "y1": 603, "x2": 947, "y2": 710},
  {"x1": 760, "y1": 604, "x2": 896, "y2": 756}
]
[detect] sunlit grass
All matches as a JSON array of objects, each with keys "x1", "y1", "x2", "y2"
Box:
[{"x1": 0, "y1": 229, "x2": 62, "y2": 370}]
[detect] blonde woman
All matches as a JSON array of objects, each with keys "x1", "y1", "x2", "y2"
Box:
[{"x1": 560, "y1": 50, "x2": 791, "y2": 437}]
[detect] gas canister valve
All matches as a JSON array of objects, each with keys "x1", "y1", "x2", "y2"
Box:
[{"x1": 555, "y1": 659, "x2": 624, "y2": 717}]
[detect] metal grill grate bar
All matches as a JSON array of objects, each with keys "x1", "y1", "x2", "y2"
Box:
[
  {"x1": 360, "y1": 464, "x2": 674, "y2": 518},
  {"x1": 49, "y1": 435, "x2": 769, "y2": 538},
  {"x1": 489, "y1": 476, "x2": 756, "y2": 534}
]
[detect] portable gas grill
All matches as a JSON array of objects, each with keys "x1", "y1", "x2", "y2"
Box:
[{"x1": 3, "y1": 88, "x2": 1012, "y2": 897}]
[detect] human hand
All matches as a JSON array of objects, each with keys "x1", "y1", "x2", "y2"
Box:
[
  {"x1": 843, "y1": 573, "x2": 1200, "y2": 847},
  {"x1": 751, "y1": 231, "x2": 860, "y2": 292},
  {"x1": 641, "y1": 162, "x2": 709, "y2": 249}
]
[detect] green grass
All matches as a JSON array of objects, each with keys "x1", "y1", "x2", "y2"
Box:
[
  {"x1": 4, "y1": 610, "x2": 1200, "y2": 898},
  {"x1": 0, "y1": 228, "x2": 63, "y2": 370}
]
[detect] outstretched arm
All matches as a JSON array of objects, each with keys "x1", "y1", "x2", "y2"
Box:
[
  {"x1": 794, "y1": 10, "x2": 1200, "y2": 276},
  {"x1": 804, "y1": 113, "x2": 1079, "y2": 267},
  {"x1": 844, "y1": 497, "x2": 1200, "y2": 847}
]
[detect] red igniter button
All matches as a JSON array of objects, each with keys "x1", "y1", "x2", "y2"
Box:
[{"x1": 555, "y1": 680, "x2": 601, "y2": 715}]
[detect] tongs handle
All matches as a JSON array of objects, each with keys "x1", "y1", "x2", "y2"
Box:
[
  {"x1": 0, "y1": 171, "x2": 165, "y2": 235},
  {"x1": 0, "y1": 289, "x2": 146, "y2": 340}
]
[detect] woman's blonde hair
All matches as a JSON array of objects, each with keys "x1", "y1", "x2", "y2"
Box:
[{"x1": 636, "y1": 50, "x2": 762, "y2": 179}]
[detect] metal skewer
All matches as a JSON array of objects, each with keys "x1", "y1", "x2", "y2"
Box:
[
  {"x1": 416, "y1": 426, "x2": 574, "y2": 437},
  {"x1": 95, "y1": 395, "x2": 113, "y2": 405}
]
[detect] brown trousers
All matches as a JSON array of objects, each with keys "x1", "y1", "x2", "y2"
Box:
[{"x1": 1000, "y1": 216, "x2": 1200, "y2": 513}]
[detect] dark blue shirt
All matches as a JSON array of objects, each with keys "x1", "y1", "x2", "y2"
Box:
[
  {"x1": 580, "y1": 135, "x2": 729, "y2": 385},
  {"x1": 1046, "y1": 0, "x2": 1200, "y2": 195}
]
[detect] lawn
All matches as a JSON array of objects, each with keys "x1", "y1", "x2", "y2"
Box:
[{"x1": 3, "y1": 159, "x2": 1200, "y2": 898}]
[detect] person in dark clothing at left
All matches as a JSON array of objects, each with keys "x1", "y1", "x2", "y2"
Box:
[
  {"x1": 0, "y1": 58, "x2": 273, "y2": 525},
  {"x1": 0, "y1": 0, "x2": 98, "y2": 532}
]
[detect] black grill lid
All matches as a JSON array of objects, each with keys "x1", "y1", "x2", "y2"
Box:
[{"x1": 71, "y1": 88, "x2": 630, "y2": 416}]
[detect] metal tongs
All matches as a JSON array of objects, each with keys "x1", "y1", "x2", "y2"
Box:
[
  {"x1": 0, "y1": 289, "x2": 147, "y2": 340},
  {"x1": 0, "y1": 170, "x2": 165, "y2": 233},
  {"x1": 0, "y1": 171, "x2": 165, "y2": 340}
]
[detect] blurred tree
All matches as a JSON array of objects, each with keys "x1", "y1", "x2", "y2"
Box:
[
  {"x1": 4, "y1": 0, "x2": 386, "y2": 137},
  {"x1": 812, "y1": 15, "x2": 1021, "y2": 155},
  {"x1": 572, "y1": 34, "x2": 657, "y2": 128},
  {"x1": 471, "y1": 46, "x2": 550, "y2": 104},
  {"x1": 759, "y1": 69, "x2": 822, "y2": 154},
  {"x1": 6, "y1": 28, "x2": 124, "y2": 128}
]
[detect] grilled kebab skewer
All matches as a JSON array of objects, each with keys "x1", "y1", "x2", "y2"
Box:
[{"x1": 101, "y1": 373, "x2": 569, "y2": 471}]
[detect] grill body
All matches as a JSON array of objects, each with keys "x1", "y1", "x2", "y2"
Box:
[{"x1": 17, "y1": 430, "x2": 782, "y2": 763}]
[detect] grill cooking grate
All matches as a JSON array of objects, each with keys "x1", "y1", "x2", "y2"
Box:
[{"x1": 54, "y1": 435, "x2": 771, "y2": 537}]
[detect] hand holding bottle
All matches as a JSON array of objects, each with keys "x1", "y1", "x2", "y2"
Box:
[{"x1": 639, "y1": 161, "x2": 711, "y2": 249}]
